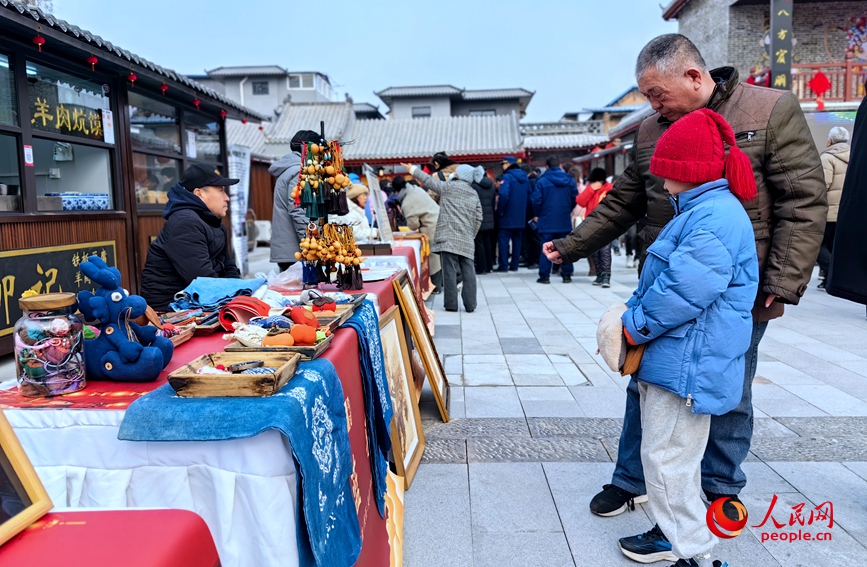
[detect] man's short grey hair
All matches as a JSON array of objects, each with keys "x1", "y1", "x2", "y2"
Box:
[
  {"x1": 635, "y1": 34, "x2": 708, "y2": 79},
  {"x1": 828, "y1": 126, "x2": 850, "y2": 144}
]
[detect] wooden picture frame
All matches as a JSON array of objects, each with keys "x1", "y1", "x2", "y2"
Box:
[
  {"x1": 0, "y1": 409, "x2": 52, "y2": 547},
  {"x1": 392, "y1": 271, "x2": 450, "y2": 422},
  {"x1": 379, "y1": 306, "x2": 425, "y2": 490}
]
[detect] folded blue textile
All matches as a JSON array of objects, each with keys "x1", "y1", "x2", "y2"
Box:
[
  {"x1": 117, "y1": 359, "x2": 360, "y2": 567},
  {"x1": 170, "y1": 276, "x2": 267, "y2": 312},
  {"x1": 342, "y1": 300, "x2": 394, "y2": 519}
]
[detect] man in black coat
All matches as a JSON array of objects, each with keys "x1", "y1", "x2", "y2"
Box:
[
  {"x1": 140, "y1": 164, "x2": 241, "y2": 310},
  {"x1": 827, "y1": 96, "x2": 867, "y2": 315}
]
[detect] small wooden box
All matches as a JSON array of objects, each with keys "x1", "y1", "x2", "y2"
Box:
[
  {"x1": 167, "y1": 352, "x2": 301, "y2": 397},
  {"x1": 359, "y1": 243, "x2": 393, "y2": 256},
  {"x1": 224, "y1": 333, "x2": 333, "y2": 360}
]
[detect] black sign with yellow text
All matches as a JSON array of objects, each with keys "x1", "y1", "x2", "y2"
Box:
[
  {"x1": 28, "y1": 80, "x2": 105, "y2": 142},
  {"x1": 0, "y1": 241, "x2": 117, "y2": 337}
]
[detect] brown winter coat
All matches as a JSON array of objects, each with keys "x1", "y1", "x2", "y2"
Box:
[
  {"x1": 553, "y1": 67, "x2": 827, "y2": 322},
  {"x1": 820, "y1": 142, "x2": 849, "y2": 222}
]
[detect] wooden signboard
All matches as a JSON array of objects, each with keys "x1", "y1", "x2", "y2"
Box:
[{"x1": 0, "y1": 241, "x2": 117, "y2": 338}]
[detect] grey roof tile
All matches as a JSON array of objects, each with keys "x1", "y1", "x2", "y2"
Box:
[
  {"x1": 376, "y1": 85, "x2": 462, "y2": 98},
  {"x1": 462, "y1": 88, "x2": 534, "y2": 100},
  {"x1": 608, "y1": 104, "x2": 655, "y2": 137},
  {"x1": 522, "y1": 133, "x2": 609, "y2": 150},
  {"x1": 207, "y1": 65, "x2": 288, "y2": 77},
  {"x1": 267, "y1": 102, "x2": 355, "y2": 143}
]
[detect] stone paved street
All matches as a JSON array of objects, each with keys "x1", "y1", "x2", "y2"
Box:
[{"x1": 409, "y1": 254, "x2": 867, "y2": 567}]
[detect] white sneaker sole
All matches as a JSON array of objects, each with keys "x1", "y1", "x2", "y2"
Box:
[
  {"x1": 593, "y1": 494, "x2": 648, "y2": 517},
  {"x1": 617, "y1": 542, "x2": 678, "y2": 564}
]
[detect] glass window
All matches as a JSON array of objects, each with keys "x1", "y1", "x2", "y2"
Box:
[
  {"x1": 301, "y1": 74, "x2": 314, "y2": 89},
  {"x1": 128, "y1": 91, "x2": 180, "y2": 154},
  {"x1": 412, "y1": 106, "x2": 431, "y2": 119},
  {"x1": 133, "y1": 152, "x2": 178, "y2": 205},
  {"x1": 184, "y1": 112, "x2": 221, "y2": 162},
  {"x1": 26, "y1": 61, "x2": 112, "y2": 143},
  {"x1": 252, "y1": 81, "x2": 269, "y2": 95},
  {"x1": 288, "y1": 75, "x2": 301, "y2": 89},
  {"x1": 469, "y1": 109, "x2": 496, "y2": 117},
  {"x1": 32, "y1": 137, "x2": 113, "y2": 211},
  {"x1": 0, "y1": 133, "x2": 21, "y2": 212},
  {"x1": 0, "y1": 54, "x2": 17, "y2": 126}
]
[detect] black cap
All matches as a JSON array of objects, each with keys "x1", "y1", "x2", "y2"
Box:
[{"x1": 179, "y1": 163, "x2": 239, "y2": 191}]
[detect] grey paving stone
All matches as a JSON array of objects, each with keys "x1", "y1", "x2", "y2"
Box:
[
  {"x1": 403, "y1": 464, "x2": 473, "y2": 567},
  {"x1": 431, "y1": 337, "x2": 462, "y2": 355},
  {"x1": 461, "y1": 337, "x2": 504, "y2": 355},
  {"x1": 500, "y1": 337, "x2": 544, "y2": 354},
  {"x1": 577, "y1": 363, "x2": 621, "y2": 389},
  {"x1": 553, "y1": 363, "x2": 589, "y2": 386},
  {"x1": 775, "y1": 416, "x2": 867, "y2": 438},
  {"x1": 781, "y1": 384, "x2": 867, "y2": 416},
  {"x1": 467, "y1": 437, "x2": 609, "y2": 463},
  {"x1": 443, "y1": 354, "x2": 462, "y2": 375},
  {"x1": 434, "y1": 324, "x2": 462, "y2": 339},
  {"x1": 518, "y1": 386, "x2": 585, "y2": 418},
  {"x1": 421, "y1": 438, "x2": 467, "y2": 464},
  {"x1": 463, "y1": 362, "x2": 512, "y2": 386},
  {"x1": 752, "y1": 383, "x2": 829, "y2": 417},
  {"x1": 750, "y1": 437, "x2": 867, "y2": 462},
  {"x1": 464, "y1": 386, "x2": 524, "y2": 418},
  {"x1": 843, "y1": 462, "x2": 867, "y2": 483},
  {"x1": 569, "y1": 384, "x2": 629, "y2": 418},
  {"x1": 528, "y1": 417, "x2": 624, "y2": 439},
  {"x1": 740, "y1": 461, "x2": 799, "y2": 495},
  {"x1": 469, "y1": 462, "x2": 563, "y2": 533},
  {"x1": 756, "y1": 361, "x2": 826, "y2": 386},
  {"x1": 463, "y1": 354, "x2": 507, "y2": 364},
  {"x1": 512, "y1": 373, "x2": 565, "y2": 387},
  {"x1": 753, "y1": 417, "x2": 800, "y2": 438},
  {"x1": 473, "y1": 531, "x2": 575, "y2": 567},
  {"x1": 423, "y1": 417, "x2": 530, "y2": 439}
]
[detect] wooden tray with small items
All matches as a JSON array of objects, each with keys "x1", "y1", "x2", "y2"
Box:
[
  {"x1": 169, "y1": 326, "x2": 194, "y2": 347},
  {"x1": 312, "y1": 293, "x2": 366, "y2": 331},
  {"x1": 167, "y1": 352, "x2": 301, "y2": 397},
  {"x1": 224, "y1": 333, "x2": 333, "y2": 360}
]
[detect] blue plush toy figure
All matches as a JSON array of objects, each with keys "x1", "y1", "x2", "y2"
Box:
[{"x1": 77, "y1": 256, "x2": 173, "y2": 382}]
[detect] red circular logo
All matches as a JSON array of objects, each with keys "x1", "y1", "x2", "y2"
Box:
[{"x1": 706, "y1": 497, "x2": 748, "y2": 539}]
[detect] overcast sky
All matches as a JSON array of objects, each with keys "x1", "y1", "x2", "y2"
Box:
[{"x1": 52, "y1": 0, "x2": 676, "y2": 122}]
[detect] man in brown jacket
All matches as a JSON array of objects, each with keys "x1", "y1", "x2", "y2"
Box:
[{"x1": 543, "y1": 34, "x2": 826, "y2": 563}]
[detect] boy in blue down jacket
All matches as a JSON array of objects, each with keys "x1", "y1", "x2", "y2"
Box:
[{"x1": 615, "y1": 109, "x2": 759, "y2": 567}]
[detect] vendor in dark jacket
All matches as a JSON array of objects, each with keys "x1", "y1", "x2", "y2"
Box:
[
  {"x1": 532, "y1": 156, "x2": 578, "y2": 284},
  {"x1": 140, "y1": 164, "x2": 241, "y2": 311},
  {"x1": 471, "y1": 169, "x2": 497, "y2": 274}
]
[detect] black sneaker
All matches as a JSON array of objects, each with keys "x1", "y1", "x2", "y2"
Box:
[
  {"x1": 817, "y1": 281, "x2": 826, "y2": 291},
  {"x1": 592, "y1": 274, "x2": 604, "y2": 286},
  {"x1": 704, "y1": 491, "x2": 745, "y2": 523},
  {"x1": 536, "y1": 277, "x2": 550, "y2": 284},
  {"x1": 601, "y1": 274, "x2": 611, "y2": 288},
  {"x1": 562, "y1": 275, "x2": 572, "y2": 283},
  {"x1": 618, "y1": 524, "x2": 677, "y2": 563},
  {"x1": 589, "y1": 484, "x2": 648, "y2": 517},
  {"x1": 665, "y1": 560, "x2": 729, "y2": 567}
]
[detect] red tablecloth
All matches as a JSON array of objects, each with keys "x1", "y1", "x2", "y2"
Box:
[{"x1": 0, "y1": 509, "x2": 220, "y2": 567}]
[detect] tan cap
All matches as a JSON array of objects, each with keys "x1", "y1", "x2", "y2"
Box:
[{"x1": 346, "y1": 183, "x2": 370, "y2": 201}]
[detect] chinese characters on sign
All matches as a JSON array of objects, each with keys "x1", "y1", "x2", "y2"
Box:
[
  {"x1": 769, "y1": 0, "x2": 793, "y2": 90},
  {"x1": 0, "y1": 241, "x2": 117, "y2": 337},
  {"x1": 753, "y1": 494, "x2": 834, "y2": 543},
  {"x1": 29, "y1": 96, "x2": 110, "y2": 144}
]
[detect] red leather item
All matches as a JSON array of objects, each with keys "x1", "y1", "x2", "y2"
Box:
[
  {"x1": 0, "y1": 509, "x2": 220, "y2": 567},
  {"x1": 218, "y1": 297, "x2": 272, "y2": 331}
]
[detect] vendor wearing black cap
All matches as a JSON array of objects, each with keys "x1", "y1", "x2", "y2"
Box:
[{"x1": 140, "y1": 164, "x2": 241, "y2": 311}]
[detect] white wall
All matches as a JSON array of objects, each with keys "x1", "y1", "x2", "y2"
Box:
[{"x1": 389, "y1": 97, "x2": 452, "y2": 120}]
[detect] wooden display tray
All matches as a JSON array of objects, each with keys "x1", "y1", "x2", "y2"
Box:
[
  {"x1": 192, "y1": 321, "x2": 222, "y2": 336},
  {"x1": 169, "y1": 327, "x2": 194, "y2": 348},
  {"x1": 312, "y1": 293, "x2": 366, "y2": 330},
  {"x1": 167, "y1": 352, "x2": 301, "y2": 397},
  {"x1": 224, "y1": 333, "x2": 333, "y2": 360}
]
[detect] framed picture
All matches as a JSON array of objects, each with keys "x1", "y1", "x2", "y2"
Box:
[
  {"x1": 392, "y1": 271, "x2": 450, "y2": 422},
  {"x1": 379, "y1": 306, "x2": 425, "y2": 489},
  {"x1": 0, "y1": 409, "x2": 52, "y2": 546}
]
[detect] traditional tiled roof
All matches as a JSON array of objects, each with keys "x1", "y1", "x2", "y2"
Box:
[
  {"x1": 376, "y1": 85, "x2": 463, "y2": 99},
  {"x1": 226, "y1": 119, "x2": 277, "y2": 159},
  {"x1": 522, "y1": 133, "x2": 609, "y2": 150},
  {"x1": 375, "y1": 85, "x2": 535, "y2": 104},
  {"x1": 267, "y1": 102, "x2": 355, "y2": 143},
  {"x1": 207, "y1": 65, "x2": 288, "y2": 77},
  {"x1": 583, "y1": 104, "x2": 649, "y2": 114},
  {"x1": 462, "y1": 88, "x2": 534, "y2": 101},
  {"x1": 608, "y1": 103, "x2": 655, "y2": 137},
  {"x1": 662, "y1": 0, "x2": 693, "y2": 20},
  {"x1": 353, "y1": 102, "x2": 380, "y2": 113},
  {"x1": 0, "y1": 1, "x2": 268, "y2": 121},
  {"x1": 344, "y1": 113, "x2": 522, "y2": 162}
]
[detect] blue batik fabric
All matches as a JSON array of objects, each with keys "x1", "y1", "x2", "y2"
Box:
[
  {"x1": 117, "y1": 359, "x2": 360, "y2": 567},
  {"x1": 343, "y1": 299, "x2": 394, "y2": 518},
  {"x1": 169, "y1": 276, "x2": 267, "y2": 311}
]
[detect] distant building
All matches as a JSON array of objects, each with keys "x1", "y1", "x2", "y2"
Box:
[
  {"x1": 189, "y1": 66, "x2": 334, "y2": 119},
  {"x1": 562, "y1": 87, "x2": 649, "y2": 134},
  {"x1": 375, "y1": 86, "x2": 534, "y2": 119},
  {"x1": 352, "y1": 102, "x2": 386, "y2": 121}
]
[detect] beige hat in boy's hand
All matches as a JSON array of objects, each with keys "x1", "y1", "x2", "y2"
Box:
[{"x1": 597, "y1": 303, "x2": 629, "y2": 372}]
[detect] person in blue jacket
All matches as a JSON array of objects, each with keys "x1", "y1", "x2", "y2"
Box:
[
  {"x1": 531, "y1": 156, "x2": 578, "y2": 283},
  {"x1": 615, "y1": 109, "x2": 758, "y2": 567},
  {"x1": 496, "y1": 156, "x2": 531, "y2": 271}
]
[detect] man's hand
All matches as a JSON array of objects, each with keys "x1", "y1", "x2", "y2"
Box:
[
  {"x1": 400, "y1": 163, "x2": 415, "y2": 173},
  {"x1": 765, "y1": 294, "x2": 778, "y2": 308},
  {"x1": 543, "y1": 241, "x2": 563, "y2": 264}
]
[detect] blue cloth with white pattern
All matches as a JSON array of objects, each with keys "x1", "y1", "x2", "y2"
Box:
[
  {"x1": 342, "y1": 300, "x2": 394, "y2": 518},
  {"x1": 117, "y1": 358, "x2": 360, "y2": 567}
]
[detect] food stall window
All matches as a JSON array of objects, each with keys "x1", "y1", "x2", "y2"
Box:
[
  {"x1": 133, "y1": 152, "x2": 179, "y2": 205},
  {"x1": 0, "y1": 54, "x2": 17, "y2": 126},
  {"x1": 0, "y1": 133, "x2": 21, "y2": 212},
  {"x1": 184, "y1": 112, "x2": 221, "y2": 163},
  {"x1": 128, "y1": 91, "x2": 180, "y2": 154},
  {"x1": 31, "y1": 137, "x2": 113, "y2": 212}
]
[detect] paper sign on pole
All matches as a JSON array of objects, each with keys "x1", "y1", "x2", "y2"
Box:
[
  {"x1": 363, "y1": 164, "x2": 394, "y2": 244},
  {"x1": 228, "y1": 144, "x2": 252, "y2": 276}
]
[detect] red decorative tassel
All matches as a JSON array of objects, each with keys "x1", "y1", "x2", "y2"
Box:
[
  {"x1": 160, "y1": 83, "x2": 169, "y2": 96},
  {"x1": 724, "y1": 146, "x2": 757, "y2": 202},
  {"x1": 193, "y1": 98, "x2": 201, "y2": 110},
  {"x1": 220, "y1": 109, "x2": 227, "y2": 120},
  {"x1": 87, "y1": 55, "x2": 98, "y2": 71},
  {"x1": 33, "y1": 35, "x2": 45, "y2": 52},
  {"x1": 127, "y1": 72, "x2": 137, "y2": 87}
]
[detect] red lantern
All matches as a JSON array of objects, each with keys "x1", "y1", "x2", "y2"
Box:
[
  {"x1": 258, "y1": 125, "x2": 265, "y2": 131},
  {"x1": 32, "y1": 34, "x2": 45, "y2": 52},
  {"x1": 220, "y1": 109, "x2": 228, "y2": 120},
  {"x1": 127, "y1": 72, "x2": 137, "y2": 87},
  {"x1": 193, "y1": 98, "x2": 201, "y2": 110},
  {"x1": 87, "y1": 55, "x2": 98, "y2": 71},
  {"x1": 160, "y1": 83, "x2": 169, "y2": 96},
  {"x1": 241, "y1": 119, "x2": 248, "y2": 125}
]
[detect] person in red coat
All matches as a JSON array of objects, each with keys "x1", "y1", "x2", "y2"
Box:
[{"x1": 576, "y1": 168, "x2": 613, "y2": 287}]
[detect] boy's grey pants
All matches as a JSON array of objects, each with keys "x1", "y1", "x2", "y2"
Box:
[{"x1": 638, "y1": 381, "x2": 718, "y2": 560}]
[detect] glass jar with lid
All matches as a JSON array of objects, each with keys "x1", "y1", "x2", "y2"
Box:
[{"x1": 14, "y1": 292, "x2": 86, "y2": 397}]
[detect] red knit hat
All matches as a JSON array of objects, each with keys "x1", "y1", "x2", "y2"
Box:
[{"x1": 650, "y1": 109, "x2": 757, "y2": 201}]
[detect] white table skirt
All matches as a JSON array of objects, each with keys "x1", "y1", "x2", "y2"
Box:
[
  {"x1": 395, "y1": 241, "x2": 423, "y2": 274},
  {"x1": 7, "y1": 408, "x2": 300, "y2": 567}
]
